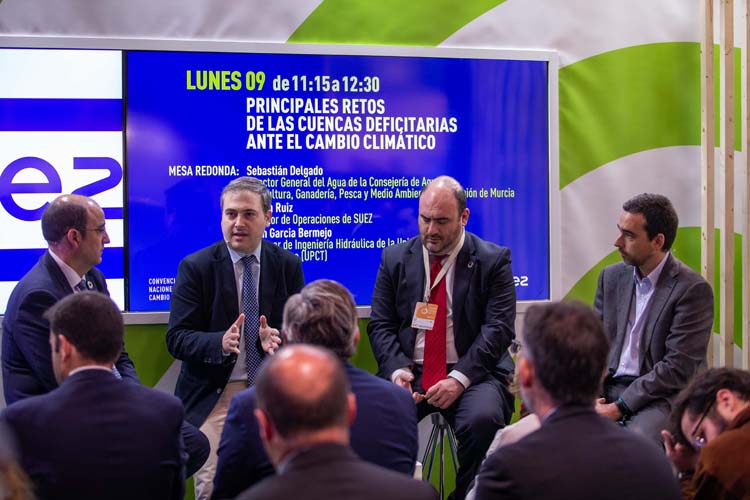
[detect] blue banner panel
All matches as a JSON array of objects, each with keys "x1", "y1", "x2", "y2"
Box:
[
  {"x1": 126, "y1": 50, "x2": 550, "y2": 311},
  {"x1": 0, "y1": 99, "x2": 123, "y2": 131}
]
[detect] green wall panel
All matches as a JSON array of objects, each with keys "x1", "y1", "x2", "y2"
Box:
[{"x1": 289, "y1": 0, "x2": 507, "y2": 45}]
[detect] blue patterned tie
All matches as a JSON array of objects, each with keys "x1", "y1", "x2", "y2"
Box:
[{"x1": 241, "y1": 255, "x2": 262, "y2": 384}]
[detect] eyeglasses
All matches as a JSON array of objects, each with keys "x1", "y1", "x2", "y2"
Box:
[
  {"x1": 509, "y1": 339, "x2": 522, "y2": 356},
  {"x1": 81, "y1": 226, "x2": 107, "y2": 234},
  {"x1": 690, "y1": 399, "x2": 715, "y2": 449}
]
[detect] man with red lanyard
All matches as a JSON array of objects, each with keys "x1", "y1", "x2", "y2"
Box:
[{"x1": 368, "y1": 175, "x2": 516, "y2": 500}]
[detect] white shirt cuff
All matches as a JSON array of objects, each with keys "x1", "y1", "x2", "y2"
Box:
[
  {"x1": 449, "y1": 370, "x2": 471, "y2": 389},
  {"x1": 391, "y1": 367, "x2": 414, "y2": 384}
]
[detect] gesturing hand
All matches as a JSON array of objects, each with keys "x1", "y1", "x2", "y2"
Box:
[
  {"x1": 259, "y1": 315, "x2": 281, "y2": 355},
  {"x1": 222, "y1": 314, "x2": 244, "y2": 355}
]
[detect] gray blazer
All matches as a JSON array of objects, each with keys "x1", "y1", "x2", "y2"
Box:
[{"x1": 593, "y1": 253, "x2": 714, "y2": 413}]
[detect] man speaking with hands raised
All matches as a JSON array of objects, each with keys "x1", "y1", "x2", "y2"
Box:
[{"x1": 167, "y1": 177, "x2": 304, "y2": 500}]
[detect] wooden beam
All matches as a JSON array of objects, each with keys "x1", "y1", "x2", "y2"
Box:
[
  {"x1": 743, "y1": 0, "x2": 750, "y2": 369},
  {"x1": 702, "y1": 0, "x2": 716, "y2": 366},
  {"x1": 720, "y1": 0, "x2": 735, "y2": 367}
]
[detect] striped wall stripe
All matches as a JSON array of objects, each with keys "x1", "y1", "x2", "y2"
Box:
[{"x1": 288, "y1": 0, "x2": 507, "y2": 45}]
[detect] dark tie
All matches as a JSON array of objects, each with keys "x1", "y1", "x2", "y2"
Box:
[
  {"x1": 241, "y1": 255, "x2": 262, "y2": 385},
  {"x1": 423, "y1": 256, "x2": 447, "y2": 390}
]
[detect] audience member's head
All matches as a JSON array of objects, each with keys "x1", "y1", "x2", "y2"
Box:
[
  {"x1": 518, "y1": 301, "x2": 609, "y2": 416},
  {"x1": 45, "y1": 292, "x2": 123, "y2": 383},
  {"x1": 41, "y1": 194, "x2": 110, "y2": 274},
  {"x1": 282, "y1": 279, "x2": 359, "y2": 359},
  {"x1": 253, "y1": 345, "x2": 355, "y2": 466},
  {"x1": 670, "y1": 368, "x2": 750, "y2": 449},
  {"x1": 0, "y1": 423, "x2": 34, "y2": 500},
  {"x1": 622, "y1": 193, "x2": 678, "y2": 251}
]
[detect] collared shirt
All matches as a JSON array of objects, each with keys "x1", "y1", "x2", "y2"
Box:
[
  {"x1": 48, "y1": 249, "x2": 85, "y2": 292},
  {"x1": 68, "y1": 365, "x2": 117, "y2": 377},
  {"x1": 226, "y1": 242, "x2": 262, "y2": 382},
  {"x1": 392, "y1": 231, "x2": 471, "y2": 389},
  {"x1": 615, "y1": 252, "x2": 670, "y2": 377}
]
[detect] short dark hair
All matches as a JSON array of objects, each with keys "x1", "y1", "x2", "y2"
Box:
[
  {"x1": 670, "y1": 368, "x2": 750, "y2": 444},
  {"x1": 622, "y1": 193, "x2": 679, "y2": 250},
  {"x1": 255, "y1": 346, "x2": 350, "y2": 439},
  {"x1": 523, "y1": 301, "x2": 609, "y2": 406},
  {"x1": 282, "y1": 280, "x2": 358, "y2": 359},
  {"x1": 220, "y1": 176, "x2": 271, "y2": 213},
  {"x1": 419, "y1": 175, "x2": 467, "y2": 215},
  {"x1": 41, "y1": 197, "x2": 88, "y2": 243},
  {"x1": 45, "y1": 292, "x2": 123, "y2": 364}
]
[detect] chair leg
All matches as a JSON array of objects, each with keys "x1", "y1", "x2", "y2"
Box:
[
  {"x1": 438, "y1": 426, "x2": 445, "y2": 499},
  {"x1": 423, "y1": 423, "x2": 439, "y2": 482}
]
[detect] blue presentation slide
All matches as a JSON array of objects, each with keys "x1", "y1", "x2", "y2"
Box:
[{"x1": 126, "y1": 50, "x2": 550, "y2": 310}]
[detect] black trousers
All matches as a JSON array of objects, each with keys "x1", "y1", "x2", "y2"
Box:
[{"x1": 181, "y1": 420, "x2": 210, "y2": 478}]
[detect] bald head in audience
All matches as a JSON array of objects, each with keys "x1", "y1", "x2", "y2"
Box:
[{"x1": 253, "y1": 345, "x2": 355, "y2": 466}]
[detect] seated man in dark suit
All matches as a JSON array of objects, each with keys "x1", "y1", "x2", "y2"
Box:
[
  {"x1": 235, "y1": 344, "x2": 437, "y2": 500},
  {"x1": 2, "y1": 194, "x2": 138, "y2": 400},
  {"x1": 1, "y1": 292, "x2": 185, "y2": 500},
  {"x1": 474, "y1": 301, "x2": 681, "y2": 500},
  {"x1": 368, "y1": 175, "x2": 515, "y2": 499},
  {"x1": 213, "y1": 279, "x2": 418, "y2": 499},
  {"x1": 1, "y1": 194, "x2": 208, "y2": 477}
]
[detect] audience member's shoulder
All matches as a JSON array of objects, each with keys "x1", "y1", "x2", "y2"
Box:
[
  {"x1": 124, "y1": 383, "x2": 184, "y2": 415},
  {"x1": 357, "y1": 461, "x2": 438, "y2": 499},
  {"x1": 229, "y1": 386, "x2": 257, "y2": 409},
  {"x1": 1, "y1": 391, "x2": 53, "y2": 420},
  {"x1": 348, "y1": 366, "x2": 412, "y2": 403}
]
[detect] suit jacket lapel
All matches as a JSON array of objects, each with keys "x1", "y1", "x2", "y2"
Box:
[
  {"x1": 402, "y1": 239, "x2": 426, "y2": 352},
  {"x1": 259, "y1": 241, "x2": 277, "y2": 318},
  {"x1": 452, "y1": 236, "x2": 475, "y2": 337},
  {"x1": 611, "y1": 266, "x2": 633, "y2": 369},
  {"x1": 639, "y1": 254, "x2": 677, "y2": 364},
  {"x1": 404, "y1": 239, "x2": 425, "y2": 302},
  {"x1": 214, "y1": 243, "x2": 239, "y2": 324}
]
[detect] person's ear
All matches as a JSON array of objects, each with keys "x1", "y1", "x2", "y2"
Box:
[
  {"x1": 716, "y1": 388, "x2": 737, "y2": 411},
  {"x1": 255, "y1": 408, "x2": 275, "y2": 443},
  {"x1": 352, "y1": 327, "x2": 360, "y2": 349},
  {"x1": 651, "y1": 233, "x2": 665, "y2": 251},
  {"x1": 58, "y1": 334, "x2": 74, "y2": 360},
  {"x1": 460, "y1": 208, "x2": 470, "y2": 226},
  {"x1": 347, "y1": 393, "x2": 357, "y2": 426},
  {"x1": 518, "y1": 357, "x2": 534, "y2": 389}
]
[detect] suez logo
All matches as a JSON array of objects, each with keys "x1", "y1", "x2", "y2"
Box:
[
  {"x1": 0, "y1": 156, "x2": 123, "y2": 221},
  {"x1": 514, "y1": 275, "x2": 529, "y2": 287}
]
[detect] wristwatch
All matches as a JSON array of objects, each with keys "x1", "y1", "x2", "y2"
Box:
[{"x1": 615, "y1": 397, "x2": 632, "y2": 418}]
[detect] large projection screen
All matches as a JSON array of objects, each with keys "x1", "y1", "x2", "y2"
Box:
[{"x1": 0, "y1": 38, "x2": 559, "y2": 318}]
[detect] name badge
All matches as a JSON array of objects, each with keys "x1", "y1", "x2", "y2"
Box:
[{"x1": 411, "y1": 302, "x2": 438, "y2": 330}]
